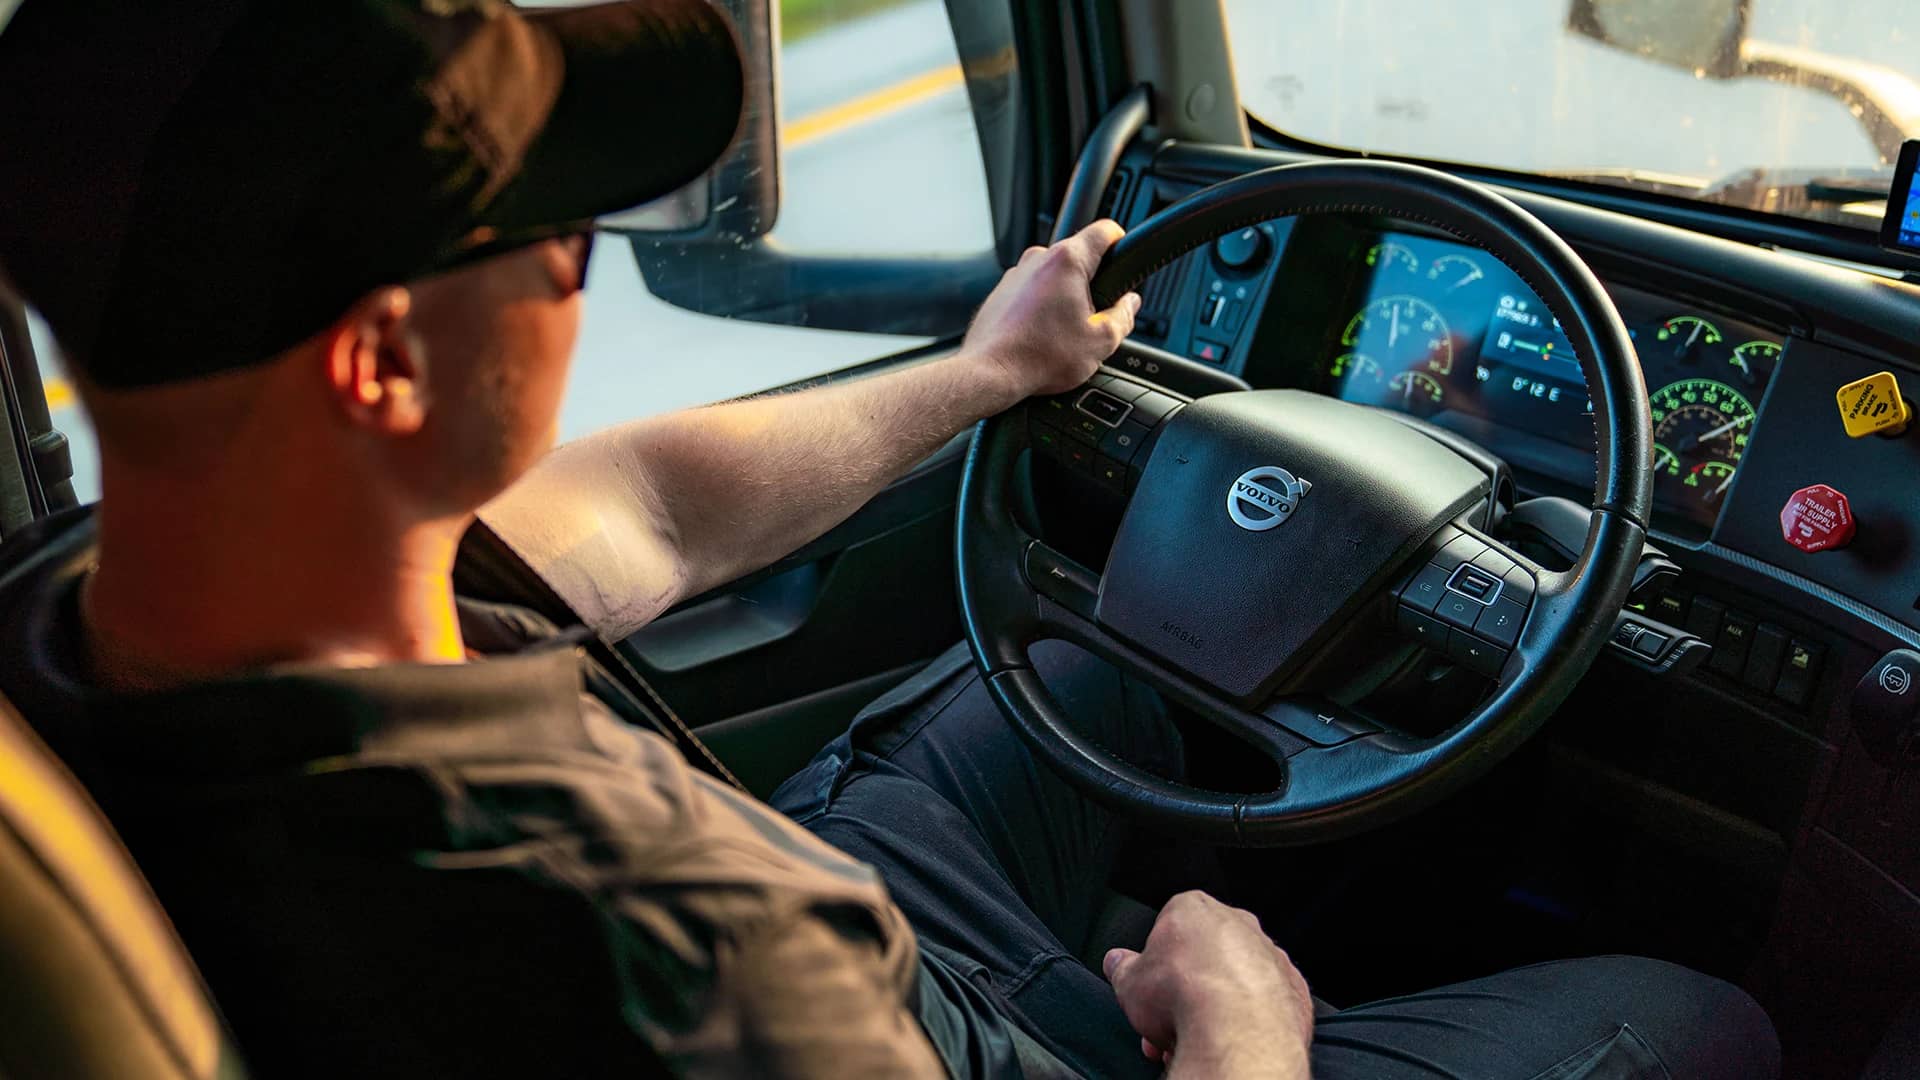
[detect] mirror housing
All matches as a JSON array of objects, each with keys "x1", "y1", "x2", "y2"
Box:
[
  {"x1": 606, "y1": 0, "x2": 780, "y2": 240},
  {"x1": 1567, "y1": 0, "x2": 1749, "y2": 79},
  {"x1": 615, "y1": 0, "x2": 1009, "y2": 337}
]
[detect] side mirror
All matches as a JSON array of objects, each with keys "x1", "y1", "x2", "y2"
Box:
[
  {"x1": 609, "y1": 0, "x2": 1006, "y2": 337},
  {"x1": 1567, "y1": 0, "x2": 1749, "y2": 80},
  {"x1": 606, "y1": 0, "x2": 779, "y2": 240}
]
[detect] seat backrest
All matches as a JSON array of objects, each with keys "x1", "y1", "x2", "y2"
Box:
[{"x1": 0, "y1": 688, "x2": 245, "y2": 1078}]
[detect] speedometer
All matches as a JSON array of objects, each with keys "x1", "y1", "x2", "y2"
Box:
[
  {"x1": 1340, "y1": 296, "x2": 1454, "y2": 376},
  {"x1": 1651, "y1": 378, "x2": 1755, "y2": 509}
]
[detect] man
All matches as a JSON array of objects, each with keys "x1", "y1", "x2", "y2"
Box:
[{"x1": 0, "y1": 1, "x2": 1777, "y2": 1077}]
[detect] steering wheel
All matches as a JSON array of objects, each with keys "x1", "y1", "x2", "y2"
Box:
[{"x1": 956, "y1": 160, "x2": 1653, "y2": 846}]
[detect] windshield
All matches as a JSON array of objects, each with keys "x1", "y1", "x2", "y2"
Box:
[{"x1": 1223, "y1": 0, "x2": 1920, "y2": 228}]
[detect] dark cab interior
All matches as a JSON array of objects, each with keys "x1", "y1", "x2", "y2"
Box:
[{"x1": 2, "y1": 0, "x2": 1919, "y2": 1076}]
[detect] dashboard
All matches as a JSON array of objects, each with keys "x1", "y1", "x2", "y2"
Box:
[
  {"x1": 1126, "y1": 213, "x2": 1790, "y2": 539},
  {"x1": 1039, "y1": 139, "x2": 1920, "y2": 1048}
]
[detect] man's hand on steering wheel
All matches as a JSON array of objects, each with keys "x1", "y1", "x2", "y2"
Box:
[
  {"x1": 957, "y1": 160, "x2": 1654, "y2": 847},
  {"x1": 962, "y1": 220, "x2": 1143, "y2": 401}
]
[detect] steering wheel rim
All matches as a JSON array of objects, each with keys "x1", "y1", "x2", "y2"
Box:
[{"x1": 956, "y1": 160, "x2": 1654, "y2": 846}]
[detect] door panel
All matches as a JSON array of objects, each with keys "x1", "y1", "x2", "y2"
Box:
[{"x1": 615, "y1": 433, "x2": 970, "y2": 791}]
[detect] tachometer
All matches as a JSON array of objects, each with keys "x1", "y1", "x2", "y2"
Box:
[
  {"x1": 1340, "y1": 296, "x2": 1454, "y2": 375},
  {"x1": 1729, "y1": 340, "x2": 1781, "y2": 384},
  {"x1": 1329, "y1": 352, "x2": 1383, "y2": 386},
  {"x1": 1654, "y1": 315, "x2": 1723, "y2": 362},
  {"x1": 1651, "y1": 378, "x2": 1755, "y2": 508},
  {"x1": 1365, "y1": 242, "x2": 1419, "y2": 274},
  {"x1": 1426, "y1": 253, "x2": 1486, "y2": 293},
  {"x1": 1388, "y1": 370, "x2": 1445, "y2": 413}
]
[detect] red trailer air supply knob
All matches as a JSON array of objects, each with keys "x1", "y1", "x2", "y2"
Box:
[{"x1": 1779, "y1": 484, "x2": 1855, "y2": 553}]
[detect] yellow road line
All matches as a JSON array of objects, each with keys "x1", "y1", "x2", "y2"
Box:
[
  {"x1": 32, "y1": 66, "x2": 967, "y2": 413},
  {"x1": 785, "y1": 63, "x2": 964, "y2": 148}
]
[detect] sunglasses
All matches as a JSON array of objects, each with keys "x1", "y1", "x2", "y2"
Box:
[{"x1": 431, "y1": 222, "x2": 598, "y2": 292}]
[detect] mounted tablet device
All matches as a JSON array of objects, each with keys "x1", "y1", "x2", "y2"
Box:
[{"x1": 1877, "y1": 139, "x2": 1920, "y2": 258}]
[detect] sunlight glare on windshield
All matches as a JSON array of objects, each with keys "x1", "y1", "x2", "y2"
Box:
[{"x1": 1224, "y1": 0, "x2": 1920, "y2": 227}]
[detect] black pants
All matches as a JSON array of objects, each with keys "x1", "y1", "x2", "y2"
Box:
[{"x1": 773, "y1": 642, "x2": 1780, "y2": 1079}]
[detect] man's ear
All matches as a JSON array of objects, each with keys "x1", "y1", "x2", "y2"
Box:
[{"x1": 323, "y1": 287, "x2": 431, "y2": 436}]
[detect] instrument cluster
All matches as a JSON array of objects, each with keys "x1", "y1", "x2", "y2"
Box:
[{"x1": 1313, "y1": 230, "x2": 1780, "y2": 531}]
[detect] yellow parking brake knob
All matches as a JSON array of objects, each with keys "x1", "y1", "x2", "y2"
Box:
[{"x1": 1835, "y1": 371, "x2": 1911, "y2": 438}]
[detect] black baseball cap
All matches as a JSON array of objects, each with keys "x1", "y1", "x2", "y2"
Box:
[{"x1": 0, "y1": 0, "x2": 743, "y2": 388}]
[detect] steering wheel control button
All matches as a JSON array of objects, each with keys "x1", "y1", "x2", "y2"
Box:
[
  {"x1": 1433, "y1": 590, "x2": 1485, "y2": 632},
  {"x1": 1397, "y1": 606, "x2": 1450, "y2": 648},
  {"x1": 1127, "y1": 391, "x2": 1184, "y2": 426},
  {"x1": 1062, "y1": 413, "x2": 1107, "y2": 445},
  {"x1": 1024, "y1": 544, "x2": 1098, "y2": 621},
  {"x1": 1779, "y1": 484, "x2": 1855, "y2": 553},
  {"x1": 1431, "y1": 533, "x2": 1489, "y2": 572},
  {"x1": 1093, "y1": 373, "x2": 1151, "y2": 402},
  {"x1": 1091, "y1": 458, "x2": 1127, "y2": 492},
  {"x1": 1445, "y1": 564, "x2": 1504, "y2": 605},
  {"x1": 1098, "y1": 420, "x2": 1154, "y2": 464},
  {"x1": 1469, "y1": 547, "x2": 1517, "y2": 579},
  {"x1": 1445, "y1": 629, "x2": 1507, "y2": 677},
  {"x1": 1502, "y1": 566, "x2": 1537, "y2": 603},
  {"x1": 1075, "y1": 389, "x2": 1133, "y2": 428},
  {"x1": 1400, "y1": 564, "x2": 1454, "y2": 613},
  {"x1": 1852, "y1": 650, "x2": 1920, "y2": 763},
  {"x1": 1835, "y1": 371, "x2": 1912, "y2": 438},
  {"x1": 1472, "y1": 597, "x2": 1529, "y2": 649}
]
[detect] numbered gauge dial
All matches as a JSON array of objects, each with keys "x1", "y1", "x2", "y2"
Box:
[
  {"x1": 1729, "y1": 340, "x2": 1781, "y2": 385},
  {"x1": 1341, "y1": 296, "x2": 1455, "y2": 376},
  {"x1": 1387, "y1": 370, "x2": 1446, "y2": 415},
  {"x1": 1365, "y1": 242, "x2": 1419, "y2": 274},
  {"x1": 1654, "y1": 315, "x2": 1724, "y2": 362},
  {"x1": 1329, "y1": 351, "x2": 1383, "y2": 388},
  {"x1": 1651, "y1": 378, "x2": 1756, "y2": 509},
  {"x1": 1426, "y1": 253, "x2": 1487, "y2": 293}
]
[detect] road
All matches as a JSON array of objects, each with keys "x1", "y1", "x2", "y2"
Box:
[{"x1": 37, "y1": 0, "x2": 1920, "y2": 501}]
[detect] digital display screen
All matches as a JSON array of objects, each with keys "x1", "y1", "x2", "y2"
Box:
[
  {"x1": 1318, "y1": 231, "x2": 1781, "y2": 532},
  {"x1": 1880, "y1": 140, "x2": 1920, "y2": 256}
]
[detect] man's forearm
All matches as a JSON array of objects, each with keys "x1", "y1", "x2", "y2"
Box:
[
  {"x1": 484, "y1": 221, "x2": 1137, "y2": 638},
  {"x1": 614, "y1": 350, "x2": 1024, "y2": 595},
  {"x1": 482, "y1": 351, "x2": 1027, "y2": 638}
]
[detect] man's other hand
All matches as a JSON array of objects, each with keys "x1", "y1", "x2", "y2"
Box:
[
  {"x1": 1103, "y1": 890, "x2": 1314, "y2": 1078},
  {"x1": 962, "y1": 220, "x2": 1143, "y2": 401}
]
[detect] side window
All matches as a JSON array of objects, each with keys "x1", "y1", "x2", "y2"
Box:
[
  {"x1": 27, "y1": 311, "x2": 97, "y2": 504},
  {"x1": 42, "y1": 1, "x2": 1006, "y2": 503},
  {"x1": 555, "y1": 0, "x2": 999, "y2": 446}
]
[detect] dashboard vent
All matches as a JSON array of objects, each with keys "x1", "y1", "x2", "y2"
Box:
[{"x1": 1134, "y1": 251, "x2": 1191, "y2": 340}]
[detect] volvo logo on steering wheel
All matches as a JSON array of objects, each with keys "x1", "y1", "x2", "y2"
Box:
[{"x1": 1227, "y1": 466, "x2": 1312, "y2": 532}]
